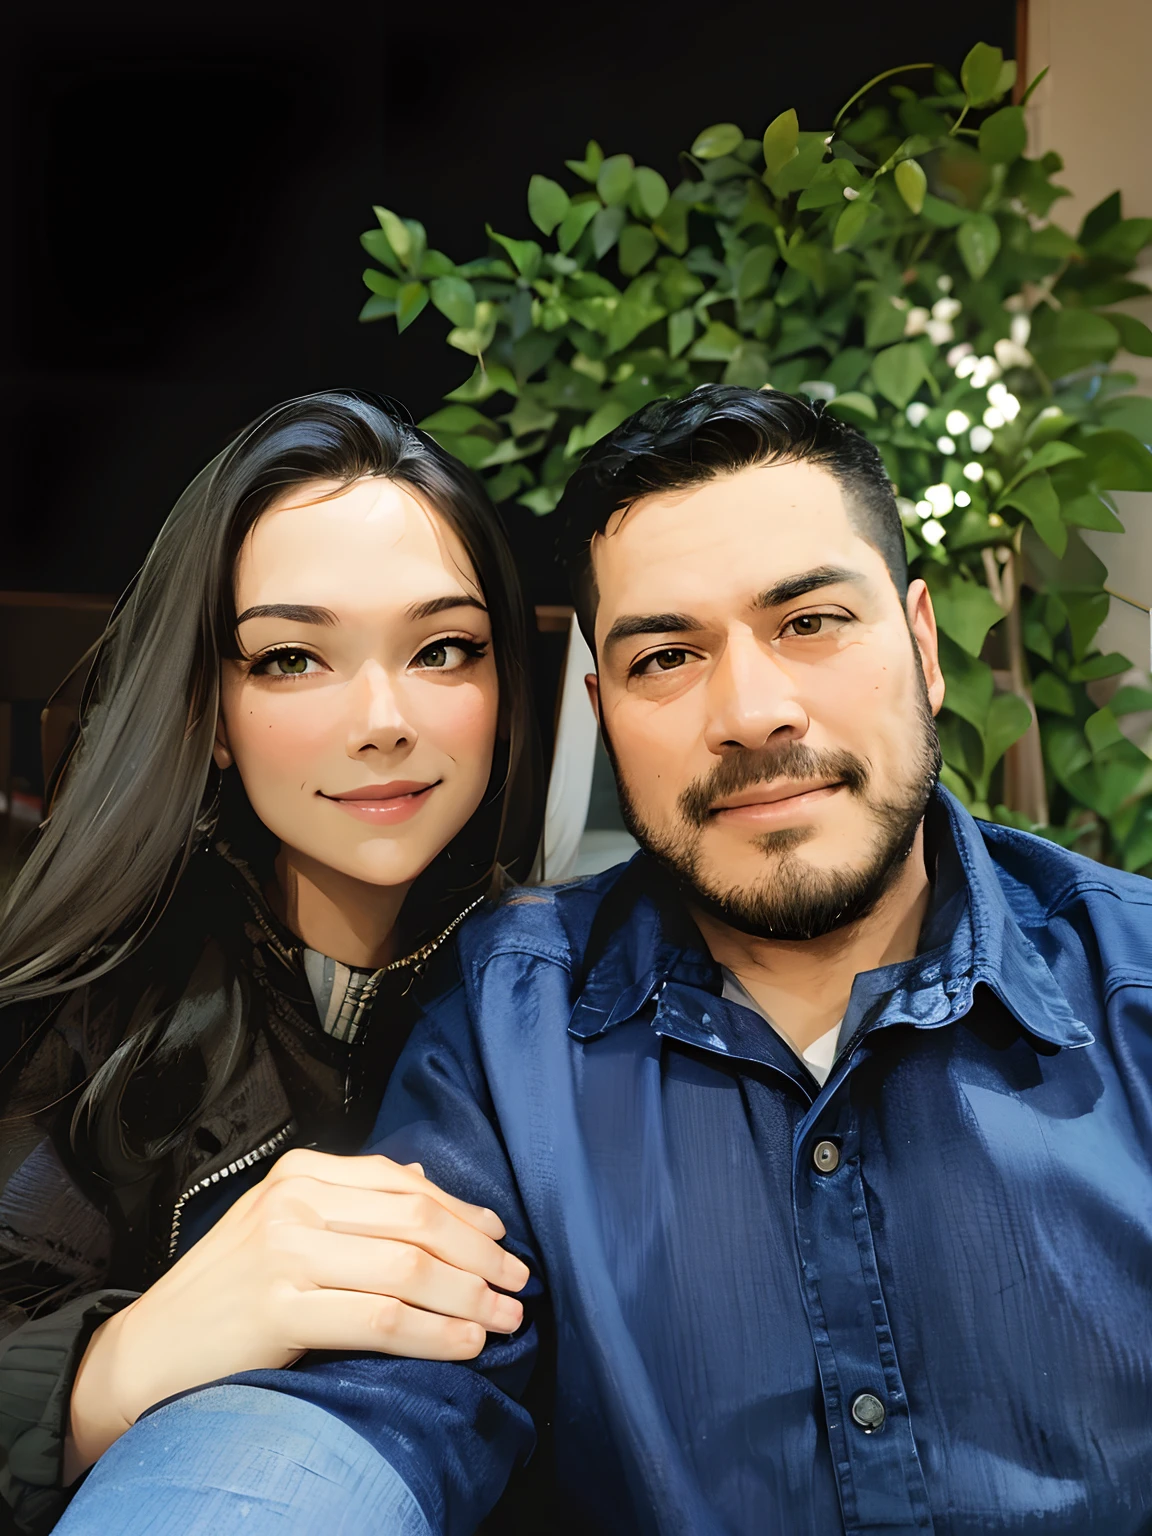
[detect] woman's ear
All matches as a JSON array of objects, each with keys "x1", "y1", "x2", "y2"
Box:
[{"x1": 212, "y1": 715, "x2": 234, "y2": 770}]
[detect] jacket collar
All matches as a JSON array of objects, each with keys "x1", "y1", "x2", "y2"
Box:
[{"x1": 569, "y1": 787, "x2": 1092, "y2": 1053}]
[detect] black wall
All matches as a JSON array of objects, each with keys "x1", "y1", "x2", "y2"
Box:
[{"x1": 2, "y1": 0, "x2": 1016, "y2": 606}]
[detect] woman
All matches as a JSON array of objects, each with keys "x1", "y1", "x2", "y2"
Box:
[{"x1": 0, "y1": 391, "x2": 541, "y2": 1533}]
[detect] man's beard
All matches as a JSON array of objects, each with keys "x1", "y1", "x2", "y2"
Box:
[{"x1": 606, "y1": 685, "x2": 942, "y2": 944}]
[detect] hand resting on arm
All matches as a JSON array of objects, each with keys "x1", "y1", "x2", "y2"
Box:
[{"x1": 64, "y1": 1147, "x2": 530, "y2": 1480}]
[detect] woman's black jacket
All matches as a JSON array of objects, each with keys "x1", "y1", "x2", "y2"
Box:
[{"x1": 0, "y1": 844, "x2": 442, "y2": 1534}]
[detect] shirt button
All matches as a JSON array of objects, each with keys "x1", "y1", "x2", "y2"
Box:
[
  {"x1": 850, "y1": 1392, "x2": 886, "y2": 1432},
  {"x1": 812, "y1": 1139, "x2": 840, "y2": 1174}
]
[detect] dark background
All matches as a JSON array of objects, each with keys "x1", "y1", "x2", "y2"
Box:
[{"x1": 2, "y1": 0, "x2": 1016, "y2": 608}]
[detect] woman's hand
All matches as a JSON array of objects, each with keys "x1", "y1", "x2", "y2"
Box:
[{"x1": 66, "y1": 1148, "x2": 529, "y2": 1479}]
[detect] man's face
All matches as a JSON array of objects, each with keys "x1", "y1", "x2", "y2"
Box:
[{"x1": 586, "y1": 460, "x2": 946, "y2": 942}]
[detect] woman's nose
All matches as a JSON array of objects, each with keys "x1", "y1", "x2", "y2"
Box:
[{"x1": 345, "y1": 663, "x2": 416, "y2": 757}]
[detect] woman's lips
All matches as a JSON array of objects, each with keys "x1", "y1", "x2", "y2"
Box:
[
  {"x1": 322, "y1": 782, "x2": 439, "y2": 826},
  {"x1": 711, "y1": 782, "x2": 844, "y2": 825}
]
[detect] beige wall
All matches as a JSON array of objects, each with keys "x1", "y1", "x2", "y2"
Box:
[{"x1": 1025, "y1": 0, "x2": 1152, "y2": 664}]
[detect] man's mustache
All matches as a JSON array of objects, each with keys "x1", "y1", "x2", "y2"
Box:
[{"x1": 678, "y1": 743, "x2": 870, "y2": 828}]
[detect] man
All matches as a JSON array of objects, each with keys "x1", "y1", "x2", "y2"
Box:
[{"x1": 56, "y1": 388, "x2": 1152, "y2": 1536}]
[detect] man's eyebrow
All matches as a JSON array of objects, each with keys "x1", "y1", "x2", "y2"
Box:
[
  {"x1": 603, "y1": 612, "x2": 702, "y2": 652},
  {"x1": 753, "y1": 565, "x2": 866, "y2": 609},
  {"x1": 235, "y1": 603, "x2": 337, "y2": 626},
  {"x1": 405, "y1": 595, "x2": 488, "y2": 623}
]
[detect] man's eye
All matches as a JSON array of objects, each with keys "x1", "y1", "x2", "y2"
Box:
[
  {"x1": 782, "y1": 612, "x2": 844, "y2": 638},
  {"x1": 635, "y1": 648, "x2": 690, "y2": 675}
]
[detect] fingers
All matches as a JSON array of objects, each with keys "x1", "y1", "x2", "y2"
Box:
[
  {"x1": 284, "y1": 1288, "x2": 492, "y2": 1361},
  {"x1": 262, "y1": 1181, "x2": 530, "y2": 1295},
  {"x1": 266, "y1": 1149, "x2": 506, "y2": 1240},
  {"x1": 298, "y1": 1230, "x2": 524, "y2": 1334}
]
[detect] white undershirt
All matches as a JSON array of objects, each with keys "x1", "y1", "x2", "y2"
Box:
[{"x1": 720, "y1": 968, "x2": 842, "y2": 1087}]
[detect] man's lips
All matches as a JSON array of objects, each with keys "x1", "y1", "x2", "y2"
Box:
[
  {"x1": 321, "y1": 781, "x2": 440, "y2": 825},
  {"x1": 709, "y1": 780, "x2": 844, "y2": 821}
]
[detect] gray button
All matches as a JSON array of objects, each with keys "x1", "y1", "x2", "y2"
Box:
[
  {"x1": 851, "y1": 1392, "x2": 886, "y2": 1432},
  {"x1": 812, "y1": 1140, "x2": 840, "y2": 1174}
]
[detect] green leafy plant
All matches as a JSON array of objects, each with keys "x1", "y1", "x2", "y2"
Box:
[{"x1": 358, "y1": 41, "x2": 1152, "y2": 871}]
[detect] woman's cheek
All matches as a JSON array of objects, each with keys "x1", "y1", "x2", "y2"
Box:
[{"x1": 227, "y1": 692, "x2": 335, "y2": 792}]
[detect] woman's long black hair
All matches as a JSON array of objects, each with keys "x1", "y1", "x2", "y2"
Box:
[{"x1": 0, "y1": 389, "x2": 542, "y2": 1009}]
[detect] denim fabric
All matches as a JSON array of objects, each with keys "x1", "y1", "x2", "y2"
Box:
[{"x1": 51, "y1": 1384, "x2": 429, "y2": 1535}]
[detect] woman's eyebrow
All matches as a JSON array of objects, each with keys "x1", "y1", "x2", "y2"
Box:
[
  {"x1": 405, "y1": 595, "x2": 488, "y2": 622},
  {"x1": 235, "y1": 603, "x2": 337, "y2": 626}
]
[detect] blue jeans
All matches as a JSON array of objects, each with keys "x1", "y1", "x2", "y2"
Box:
[{"x1": 53, "y1": 1384, "x2": 431, "y2": 1535}]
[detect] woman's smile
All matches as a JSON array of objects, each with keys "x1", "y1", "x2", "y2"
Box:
[{"x1": 321, "y1": 780, "x2": 440, "y2": 825}]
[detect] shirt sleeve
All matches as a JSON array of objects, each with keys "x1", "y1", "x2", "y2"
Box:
[
  {"x1": 204, "y1": 974, "x2": 543, "y2": 1535},
  {"x1": 0, "y1": 1289, "x2": 139, "y2": 1534}
]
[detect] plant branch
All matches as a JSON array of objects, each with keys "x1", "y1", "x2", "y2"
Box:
[{"x1": 832, "y1": 63, "x2": 935, "y2": 130}]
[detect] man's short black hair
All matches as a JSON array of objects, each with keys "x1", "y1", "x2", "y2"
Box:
[{"x1": 556, "y1": 385, "x2": 908, "y2": 649}]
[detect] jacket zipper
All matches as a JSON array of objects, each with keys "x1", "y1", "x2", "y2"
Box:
[{"x1": 167, "y1": 1120, "x2": 296, "y2": 1260}]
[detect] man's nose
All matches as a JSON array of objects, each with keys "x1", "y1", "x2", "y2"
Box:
[
  {"x1": 703, "y1": 631, "x2": 809, "y2": 754},
  {"x1": 345, "y1": 662, "x2": 416, "y2": 757}
]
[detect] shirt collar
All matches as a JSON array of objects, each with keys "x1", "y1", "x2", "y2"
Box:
[{"x1": 568, "y1": 787, "x2": 1092, "y2": 1053}]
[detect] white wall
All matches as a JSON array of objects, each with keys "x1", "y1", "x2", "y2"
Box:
[{"x1": 1025, "y1": 0, "x2": 1152, "y2": 665}]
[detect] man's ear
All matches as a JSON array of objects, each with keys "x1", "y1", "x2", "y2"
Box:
[
  {"x1": 212, "y1": 713, "x2": 234, "y2": 770},
  {"x1": 584, "y1": 671, "x2": 600, "y2": 720},
  {"x1": 906, "y1": 578, "x2": 945, "y2": 716}
]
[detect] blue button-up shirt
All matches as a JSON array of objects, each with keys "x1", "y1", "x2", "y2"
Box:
[{"x1": 227, "y1": 789, "x2": 1152, "y2": 1535}]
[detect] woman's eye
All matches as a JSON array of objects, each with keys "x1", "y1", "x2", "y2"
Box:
[
  {"x1": 636, "y1": 648, "x2": 690, "y2": 675},
  {"x1": 413, "y1": 640, "x2": 487, "y2": 671},
  {"x1": 254, "y1": 650, "x2": 320, "y2": 677}
]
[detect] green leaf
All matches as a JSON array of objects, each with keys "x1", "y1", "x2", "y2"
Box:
[
  {"x1": 1085, "y1": 707, "x2": 1125, "y2": 755},
  {"x1": 361, "y1": 228, "x2": 403, "y2": 273},
  {"x1": 737, "y1": 243, "x2": 778, "y2": 300},
  {"x1": 961, "y1": 41, "x2": 1004, "y2": 107},
  {"x1": 396, "y1": 281, "x2": 428, "y2": 332},
  {"x1": 1060, "y1": 490, "x2": 1124, "y2": 532},
  {"x1": 833, "y1": 198, "x2": 871, "y2": 251},
  {"x1": 358, "y1": 294, "x2": 396, "y2": 322},
  {"x1": 978, "y1": 106, "x2": 1027, "y2": 164},
  {"x1": 1109, "y1": 312, "x2": 1152, "y2": 357},
  {"x1": 1086, "y1": 217, "x2": 1152, "y2": 265},
  {"x1": 1111, "y1": 686, "x2": 1152, "y2": 715},
  {"x1": 1032, "y1": 671, "x2": 1076, "y2": 716},
  {"x1": 373, "y1": 205, "x2": 412, "y2": 263},
  {"x1": 668, "y1": 309, "x2": 696, "y2": 358},
  {"x1": 1079, "y1": 190, "x2": 1121, "y2": 244},
  {"x1": 418, "y1": 404, "x2": 495, "y2": 435},
  {"x1": 957, "y1": 214, "x2": 1001, "y2": 279},
  {"x1": 592, "y1": 205, "x2": 628, "y2": 258},
  {"x1": 485, "y1": 225, "x2": 542, "y2": 279},
  {"x1": 1079, "y1": 429, "x2": 1152, "y2": 490},
  {"x1": 998, "y1": 470, "x2": 1066, "y2": 555},
  {"x1": 652, "y1": 198, "x2": 690, "y2": 255},
  {"x1": 557, "y1": 199, "x2": 600, "y2": 254},
  {"x1": 633, "y1": 166, "x2": 670, "y2": 220},
  {"x1": 984, "y1": 691, "x2": 1033, "y2": 773},
  {"x1": 527, "y1": 175, "x2": 570, "y2": 236},
  {"x1": 762, "y1": 108, "x2": 800, "y2": 177},
  {"x1": 362, "y1": 269, "x2": 400, "y2": 297},
  {"x1": 444, "y1": 363, "x2": 518, "y2": 402},
  {"x1": 429, "y1": 275, "x2": 476, "y2": 329},
  {"x1": 996, "y1": 59, "x2": 1018, "y2": 98},
  {"x1": 894, "y1": 158, "x2": 927, "y2": 214},
  {"x1": 1005, "y1": 440, "x2": 1085, "y2": 488},
  {"x1": 565, "y1": 140, "x2": 604, "y2": 183},
  {"x1": 1103, "y1": 394, "x2": 1152, "y2": 444},
  {"x1": 618, "y1": 224, "x2": 659, "y2": 275},
  {"x1": 928, "y1": 571, "x2": 1005, "y2": 657},
  {"x1": 689, "y1": 321, "x2": 742, "y2": 361},
  {"x1": 938, "y1": 638, "x2": 994, "y2": 729},
  {"x1": 871, "y1": 341, "x2": 932, "y2": 409},
  {"x1": 1020, "y1": 65, "x2": 1049, "y2": 107},
  {"x1": 825, "y1": 392, "x2": 878, "y2": 426},
  {"x1": 517, "y1": 485, "x2": 564, "y2": 516},
  {"x1": 446, "y1": 300, "x2": 498, "y2": 357},
  {"x1": 919, "y1": 193, "x2": 968, "y2": 228},
  {"x1": 769, "y1": 132, "x2": 828, "y2": 195},
  {"x1": 597, "y1": 154, "x2": 634, "y2": 207},
  {"x1": 1030, "y1": 307, "x2": 1119, "y2": 377},
  {"x1": 692, "y1": 122, "x2": 744, "y2": 160},
  {"x1": 1069, "y1": 650, "x2": 1131, "y2": 682}
]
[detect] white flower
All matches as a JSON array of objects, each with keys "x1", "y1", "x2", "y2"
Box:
[
  {"x1": 904, "y1": 307, "x2": 930, "y2": 336},
  {"x1": 890, "y1": 295, "x2": 911, "y2": 311},
  {"x1": 926, "y1": 319, "x2": 955, "y2": 345},
  {"x1": 843, "y1": 186, "x2": 860, "y2": 200},
  {"x1": 906, "y1": 402, "x2": 931, "y2": 427},
  {"x1": 955, "y1": 354, "x2": 978, "y2": 379},
  {"x1": 984, "y1": 407, "x2": 1006, "y2": 430},
  {"x1": 1002, "y1": 292, "x2": 1027, "y2": 313},
  {"x1": 987, "y1": 383, "x2": 1021, "y2": 421},
  {"x1": 969, "y1": 356, "x2": 1002, "y2": 388},
  {"x1": 921, "y1": 519, "x2": 946, "y2": 546},
  {"x1": 932, "y1": 297, "x2": 962, "y2": 323},
  {"x1": 896, "y1": 497, "x2": 919, "y2": 525},
  {"x1": 924, "y1": 483, "x2": 954, "y2": 515},
  {"x1": 937, "y1": 274, "x2": 953, "y2": 293},
  {"x1": 936, "y1": 435, "x2": 957, "y2": 454},
  {"x1": 963, "y1": 461, "x2": 985, "y2": 482},
  {"x1": 916, "y1": 499, "x2": 933, "y2": 518},
  {"x1": 994, "y1": 338, "x2": 1033, "y2": 369},
  {"x1": 945, "y1": 409, "x2": 971, "y2": 435},
  {"x1": 955, "y1": 490, "x2": 972, "y2": 508},
  {"x1": 1010, "y1": 314, "x2": 1031, "y2": 347},
  {"x1": 969, "y1": 425, "x2": 994, "y2": 453}
]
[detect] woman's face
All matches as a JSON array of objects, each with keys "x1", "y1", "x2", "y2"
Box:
[{"x1": 214, "y1": 476, "x2": 499, "y2": 892}]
